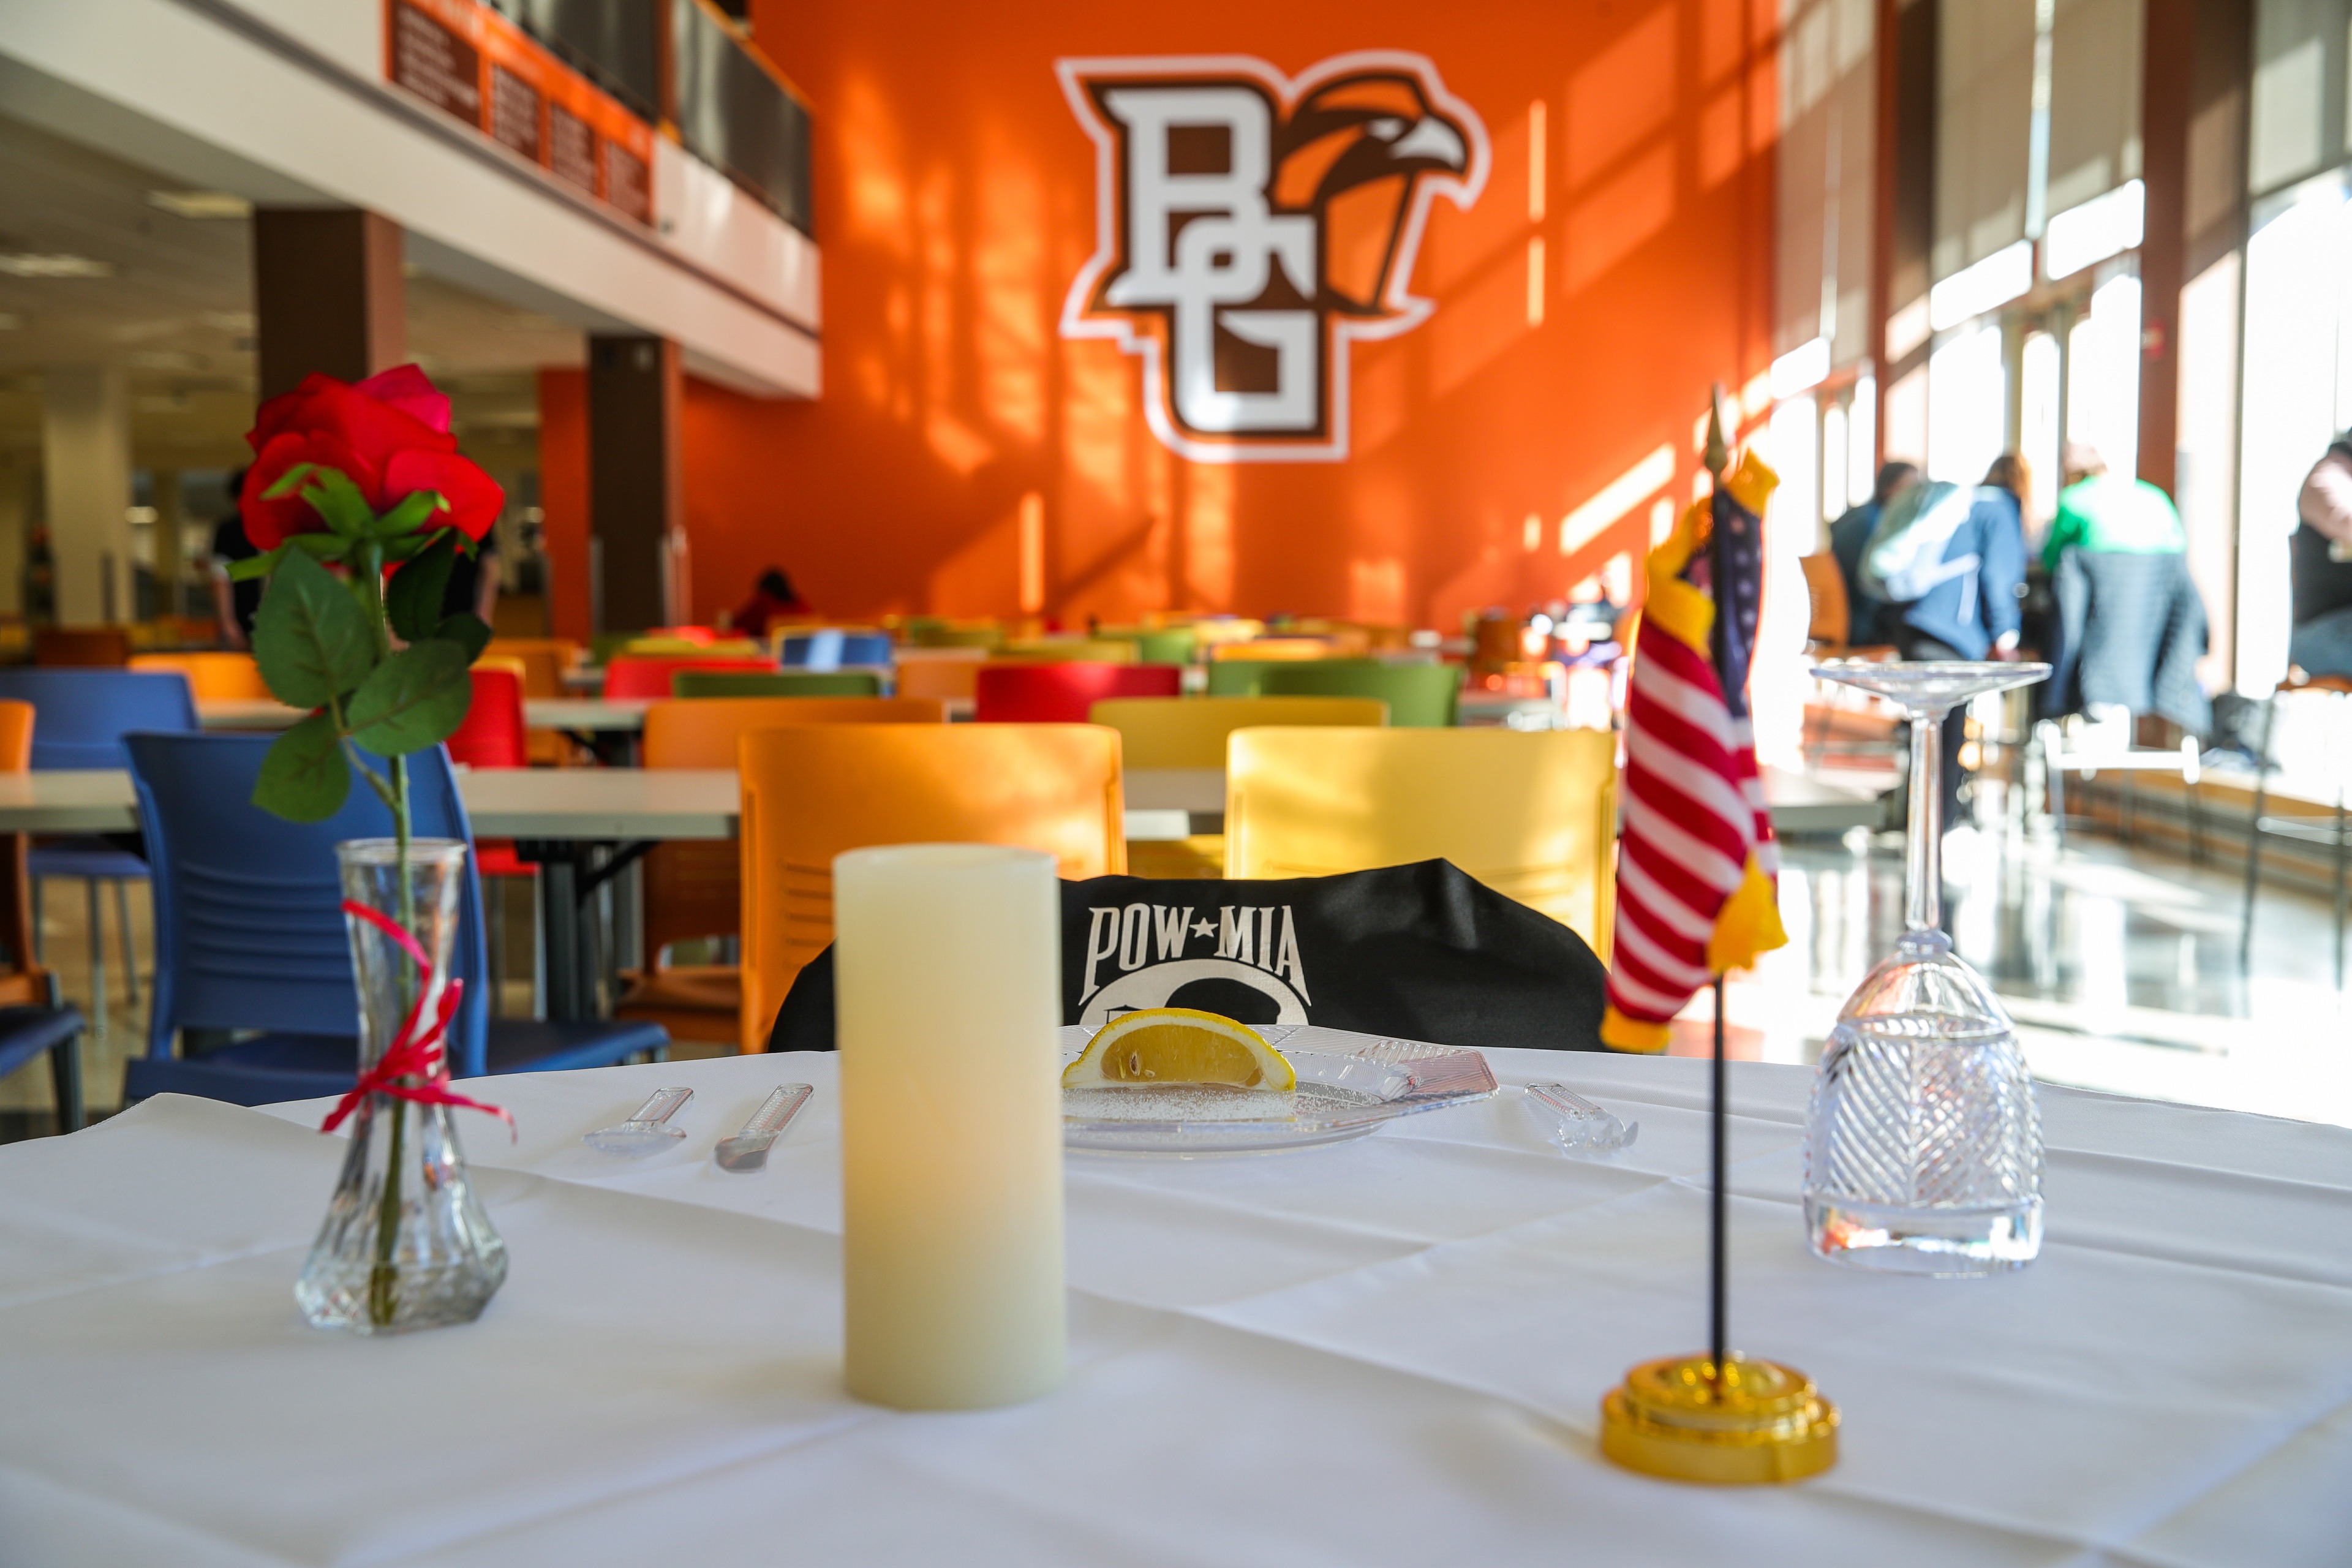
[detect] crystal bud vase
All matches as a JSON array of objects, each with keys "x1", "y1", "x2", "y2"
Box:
[{"x1": 295, "y1": 839, "x2": 507, "y2": 1333}]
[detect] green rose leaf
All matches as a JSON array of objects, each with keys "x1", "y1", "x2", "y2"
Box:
[
  {"x1": 285, "y1": 533, "x2": 353, "y2": 562},
  {"x1": 370, "y1": 489, "x2": 448, "y2": 539},
  {"x1": 224, "y1": 546, "x2": 285, "y2": 582},
  {"x1": 301, "y1": 469, "x2": 376, "y2": 538},
  {"x1": 260, "y1": 462, "x2": 317, "y2": 500},
  {"x1": 436, "y1": 612, "x2": 492, "y2": 665},
  {"x1": 250, "y1": 711, "x2": 352, "y2": 823},
  {"x1": 252, "y1": 548, "x2": 374, "y2": 709},
  {"x1": 347, "y1": 639, "x2": 472, "y2": 756},
  {"x1": 386, "y1": 529, "x2": 459, "y2": 645}
]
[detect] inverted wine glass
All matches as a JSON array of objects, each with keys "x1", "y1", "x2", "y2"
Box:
[{"x1": 1802, "y1": 660, "x2": 2050, "y2": 1276}]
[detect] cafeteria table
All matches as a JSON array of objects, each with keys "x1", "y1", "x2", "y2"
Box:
[
  {"x1": 0, "y1": 767, "x2": 731, "y2": 1026},
  {"x1": 199, "y1": 698, "x2": 650, "y2": 739},
  {"x1": 0, "y1": 771, "x2": 1197, "y2": 1019},
  {"x1": 1122, "y1": 765, "x2": 1887, "y2": 835},
  {"x1": 2, "y1": 1050, "x2": 2343, "y2": 1565}
]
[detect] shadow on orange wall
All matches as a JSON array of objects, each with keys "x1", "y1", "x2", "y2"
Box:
[{"x1": 543, "y1": 0, "x2": 1783, "y2": 631}]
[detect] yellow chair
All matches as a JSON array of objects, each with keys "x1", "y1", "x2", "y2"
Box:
[
  {"x1": 739, "y1": 725, "x2": 1124, "y2": 1051},
  {"x1": 1212, "y1": 638, "x2": 1333, "y2": 662},
  {"x1": 1225, "y1": 727, "x2": 1618, "y2": 957},
  {"x1": 128, "y1": 652, "x2": 271, "y2": 699},
  {"x1": 616, "y1": 696, "x2": 947, "y2": 1047},
  {"x1": 999, "y1": 638, "x2": 1140, "y2": 664},
  {"x1": 1088, "y1": 696, "x2": 1389, "y2": 769}
]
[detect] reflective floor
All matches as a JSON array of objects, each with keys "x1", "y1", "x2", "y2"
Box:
[{"x1": 1683, "y1": 820, "x2": 2352, "y2": 1128}]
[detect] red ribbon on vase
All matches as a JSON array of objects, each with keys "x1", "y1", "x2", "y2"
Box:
[{"x1": 318, "y1": 899, "x2": 514, "y2": 1139}]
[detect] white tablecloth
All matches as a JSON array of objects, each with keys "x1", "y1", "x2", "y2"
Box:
[{"x1": 2, "y1": 1051, "x2": 2347, "y2": 1566}]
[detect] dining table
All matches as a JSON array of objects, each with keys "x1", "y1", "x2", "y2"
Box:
[{"x1": 1, "y1": 1049, "x2": 2343, "y2": 1565}]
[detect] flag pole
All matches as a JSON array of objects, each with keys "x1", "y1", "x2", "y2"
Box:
[
  {"x1": 1596, "y1": 386, "x2": 1839, "y2": 1485},
  {"x1": 1702, "y1": 388, "x2": 1733, "y2": 1393}
]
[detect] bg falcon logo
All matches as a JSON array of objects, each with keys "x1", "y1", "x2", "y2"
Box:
[{"x1": 1058, "y1": 53, "x2": 1488, "y2": 462}]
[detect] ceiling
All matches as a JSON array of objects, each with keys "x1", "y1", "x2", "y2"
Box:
[{"x1": 0, "y1": 110, "x2": 584, "y2": 477}]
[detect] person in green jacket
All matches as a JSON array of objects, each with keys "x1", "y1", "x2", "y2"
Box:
[{"x1": 2042, "y1": 442, "x2": 2185, "y2": 570}]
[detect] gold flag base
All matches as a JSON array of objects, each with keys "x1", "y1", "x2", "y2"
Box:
[{"x1": 1600, "y1": 1354, "x2": 1839, "y2": 1485}]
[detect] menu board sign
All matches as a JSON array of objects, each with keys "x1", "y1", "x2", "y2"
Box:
[{"x1": 386, "y1": 0, "x2": 655, "y2": 227}]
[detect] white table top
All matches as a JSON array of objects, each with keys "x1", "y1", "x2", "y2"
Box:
[
  {"x1": 199, "y1": 699, "x2": 650, "y2": 733},
  {"x1": 1123, "y1": 766, "x2": 1883, "y2": 832},
  {"x1": 1, "y1": 1052, "x2": 2342, "y2": 1566},
  {"x1": 0, "y1": 769, "x2": 1175, "y2": 845},
  {"x1": 0, "y1": 768, "x2": 741, "y2": 841}
]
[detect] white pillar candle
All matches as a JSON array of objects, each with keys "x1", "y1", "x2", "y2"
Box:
[{"x1": 834, "y1": 843, "x2": 1066, "y2": 1409}]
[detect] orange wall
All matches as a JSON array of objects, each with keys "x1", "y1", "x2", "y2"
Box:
[{"x1": 553, "y1": 0, "x2": 1781, "y2": 630}]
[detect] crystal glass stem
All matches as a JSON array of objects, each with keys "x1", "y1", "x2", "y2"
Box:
[{"x1": 1906, "y1": 703, "x2": 1946, "y2": 933}]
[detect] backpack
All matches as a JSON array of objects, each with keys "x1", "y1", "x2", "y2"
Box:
[
  {"x1": 1863, "y1": 481, "x2": 1980, "y2": 609},
  {"x1": 767, "y1": 859, "x2": 1610, "y2": 1054}
]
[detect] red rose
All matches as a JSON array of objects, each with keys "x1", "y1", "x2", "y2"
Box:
[{"x1": 241, "y1": 365, "x2": 502, "y2": 549}]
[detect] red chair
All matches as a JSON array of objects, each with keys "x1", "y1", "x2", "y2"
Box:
[
  {"x1": 445, "y1": 666, "x2": 533, "y2": 1009},
  {"x1": 973, "y1": 662, "x2": 1181, "y2": 723},
  {"x1": 603, "y1": 657, "x2": 778, "y2": 699}
]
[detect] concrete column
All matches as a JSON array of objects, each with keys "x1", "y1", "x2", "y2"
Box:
[
  {"x1": 151, "y1": 469, "x2": 184, "y2": 620},
  {"x1": 252, "y1": 208, "x2": 405, "y2": 399},
  {"x1": 0, "y1": 457, "x2": 28, "y2": 617},
  {"x1": 42, "y1": 368, "x2": 134, "y2": 626},
  {"x1": 587, "y1": 334, "x2": 682, "y2": 632}
]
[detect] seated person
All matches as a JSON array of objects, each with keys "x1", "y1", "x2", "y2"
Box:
[{"x1": 2291, "y1": 433, "x2": 2352, "y2": 680}]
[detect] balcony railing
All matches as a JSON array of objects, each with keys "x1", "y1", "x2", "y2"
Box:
[{"x1": 481, "y1": 0, "x2": 813, "y2": 237}]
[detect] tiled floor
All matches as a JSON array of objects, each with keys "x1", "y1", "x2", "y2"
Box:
[
  {"x1": 3, "y1": 820, "x2": 2345, "y2": 1136},
  {"x1": 1687, "y1": 821, "x2": 2352, "y2": 1128}
]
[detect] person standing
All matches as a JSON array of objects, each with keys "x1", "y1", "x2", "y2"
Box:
[
  {"x1": 206, "y1": 468, "x2": 257, "y2": 650},
  {"x1": 1828, "y1": 461, "x2": 1918, "y2": 647},
  {"x1": 2291, "y1": 432, "x2": 2352, "y2": 679},
  {"x1": 2043, "y1": 442, "x2": 2185, "y2": 570}
]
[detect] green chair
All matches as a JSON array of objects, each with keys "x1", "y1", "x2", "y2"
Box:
[
  {"x1": 1098, "y1": 625, "x2": 1198, "y2": 665},
  {"x1": 673, "y1": 670, "x2": 884, "y2": 699},
  {"x1": 1205, "y1": 659, "x2": 1280, "y2": 697},
  {"x1": 1254, "y1": 660, "x2": 1465, "y2": 727}
]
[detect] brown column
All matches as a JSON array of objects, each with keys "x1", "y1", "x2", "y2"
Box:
[
  {"x1": 2137, "y1": 0, "x2": 2198, "y2": 496},
  {"x1": 251, "y1": 209, "x2": 405, "y2": 400},
  {"x1": 1870, "y1": 0, "x2": 1939, "y2": 469},
  {"x1": 586, "y1": 334, "x2": 682, "y2": 633}
]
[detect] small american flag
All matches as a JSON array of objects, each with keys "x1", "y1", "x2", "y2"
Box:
[{"x1": 1600, "y1": 448, "x2": 1787, "y2": 1052}]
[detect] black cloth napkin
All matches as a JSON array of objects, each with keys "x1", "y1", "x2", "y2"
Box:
[{"x1": 767, "y1": 858, "x2": 1608, "y2": 1054}]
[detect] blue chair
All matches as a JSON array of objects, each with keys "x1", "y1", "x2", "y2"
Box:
[
  {"x1": 781, "y1": 630, "x2": 892, "y2": 670},
  {"x1": 0, "y1": 669, "x2": 202, "y2": 1039},
  {"x1": 123, "y1": 733, "x2": 668, "y2": 1107}
]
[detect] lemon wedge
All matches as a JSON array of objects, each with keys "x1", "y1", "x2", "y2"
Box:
[{"x1": 1061, "y1": 1008, "x2": 1295, "y2": 1091}]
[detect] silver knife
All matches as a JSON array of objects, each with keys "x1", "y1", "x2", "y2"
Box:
[{"x1": 714, "y1": 1085, "x2": 813, "y2": 1172}]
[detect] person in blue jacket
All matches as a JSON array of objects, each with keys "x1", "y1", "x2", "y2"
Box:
[{"x1": 1866, "y1": 455, "x2": 2029, "y2": 833}]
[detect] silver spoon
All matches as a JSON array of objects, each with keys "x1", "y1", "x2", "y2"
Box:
[
  {"x1": 582, "y1": 1088, "x2": 695, "y2": 1156},
  {"x1": 715, "y1": 1085, "x2": 813, "y2": 1172}
]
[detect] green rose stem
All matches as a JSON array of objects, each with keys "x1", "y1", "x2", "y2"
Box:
[{"x1": 239, "y1": 451, "x2": 492, "y2": 1331}]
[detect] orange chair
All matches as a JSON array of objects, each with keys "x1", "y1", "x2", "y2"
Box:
[
  {"x1": 617, "y1": 696, "x2": 948, "y2": 1046},
  {"x1": 0, "y1": 699, "x2": 80, "y2": 1124},
  {"x1": 739, "y1": 725, "x2": 1124, "y2": 1052},
  {"x1": 129, "y1": 652, "x2": 271, "y2": 699},
  {"x1": 895, "y1": 654, "x2": 986, "y2": 705},
  {"x1": 36, "y1": 627, "x2": 131, "y2": 667}
]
